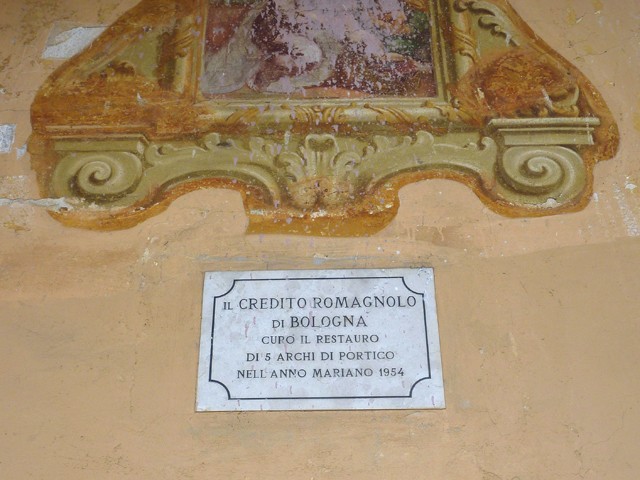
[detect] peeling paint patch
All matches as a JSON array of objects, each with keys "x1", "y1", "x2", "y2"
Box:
[
  {"x1": 16, "y1": 144, "x2": 27, "y2": 159},
  {"x1": 42, "y1": 25, "x2": 106, "y2": 59},
  {"x1": 539, "y1": 198, "x2": 560, "y2": 208},
  {"x1": 0, "y1": 124, "x2": 16, "y2": 153},
  {"x1": 613, "y1": 185, "x2": 640, "y2": 237},
  {"x1": 0, "y1": 197, "x2": 74, "y2": 212}
]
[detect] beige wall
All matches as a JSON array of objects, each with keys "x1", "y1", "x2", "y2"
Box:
[{"x1": 1, "y1": 0, "x2": 639, "y2": 478}]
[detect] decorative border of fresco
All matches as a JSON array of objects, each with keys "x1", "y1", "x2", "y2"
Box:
[{"x1": 29, "y1": 0, "x2": 618, "y2": 235}]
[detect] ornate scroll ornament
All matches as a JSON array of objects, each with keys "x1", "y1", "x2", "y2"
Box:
[
  {"x1": 54, "y1": 152, "x2": 143, "y2": 200},
  {"x1": 497, "y1": 146, "x2": 584, "y2": 201},
  {"x1": 48, "y1": 118, "x2": 598, "y2": 232},
  {"x1": 455, "y1": 0, "x2": 522, "y2": 47},
  {"x1": 144, "y1": 134, "x2": 283, "y2": 204},
  {"x1": 51, "y1": 132, "x2": 493, "y2": 208},
  {"x1": 29, "y1": 0, "x2": 619, "y2": 234}
]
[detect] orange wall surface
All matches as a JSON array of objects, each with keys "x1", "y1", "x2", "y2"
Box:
[{"x1": 1, "y1": 1, "x2": 639, "y2": 478}]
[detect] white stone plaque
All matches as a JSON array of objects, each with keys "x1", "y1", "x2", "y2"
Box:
[{"x1": 196, "y1": 268, "x2": 445, "y2": 411}]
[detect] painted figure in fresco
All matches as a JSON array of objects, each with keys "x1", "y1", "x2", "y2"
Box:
[{"x1": 202, "y1": 0, "x2": 434, "y2": 96}]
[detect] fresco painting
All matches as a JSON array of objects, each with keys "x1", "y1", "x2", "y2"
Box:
[
  {"x1": 202, "y1": 0, "x2": 435, "y2": 97},
  {"x1": 29, "y1": 0, "x2": 618, "y2": 235}
]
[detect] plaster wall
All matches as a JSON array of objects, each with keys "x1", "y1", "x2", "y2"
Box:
[{"x1": 1, "y1": 1, "x2": 639, "y2": 478}]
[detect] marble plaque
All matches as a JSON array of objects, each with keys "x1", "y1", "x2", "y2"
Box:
[{"x1": 196, "y1": 268, "x2": 444, "y2": 411}]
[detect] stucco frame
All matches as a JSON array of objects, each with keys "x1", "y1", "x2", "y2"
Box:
[{"x1": 29, "y1": 0, "x2": 618, "y2": 235}]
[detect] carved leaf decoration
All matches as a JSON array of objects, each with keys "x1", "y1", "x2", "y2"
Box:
[
  {"x1": 275, "y1": 135, "x2": 364, "y2": 209},
  {"x1": 248, "y1": 137, "x2": 281, "y2": 168}
]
